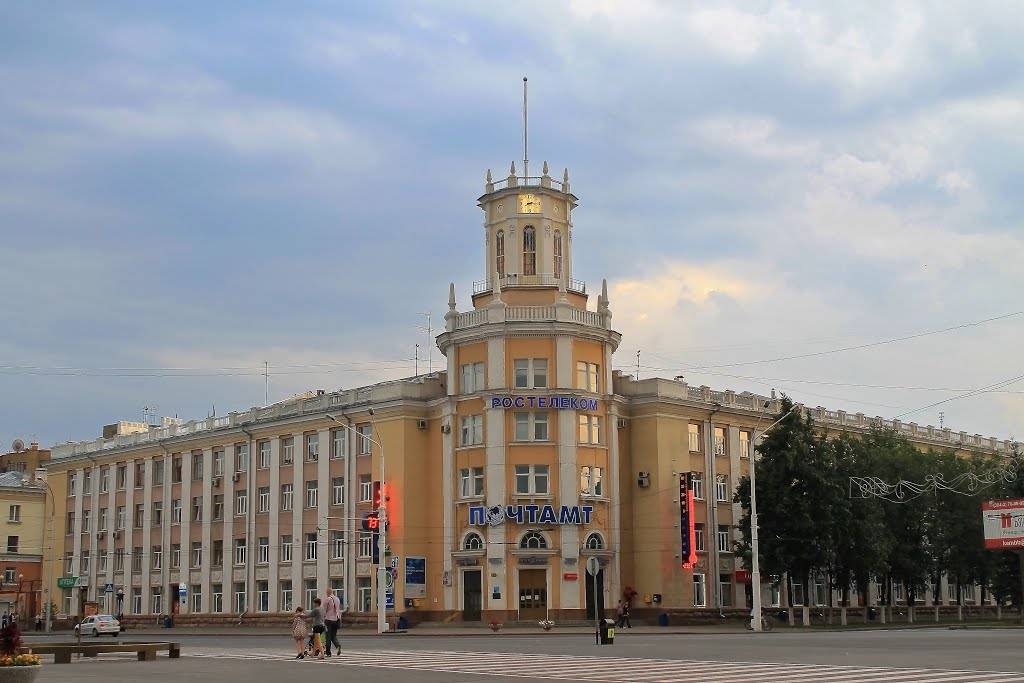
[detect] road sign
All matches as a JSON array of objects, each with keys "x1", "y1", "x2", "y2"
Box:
[
  {"x1": 385, "y1": 571, "x2": 395, "y2": 590},
  {"x1": 57, "y1": 577, "x2": 77, "y2": 589},
  {"x1": 586, "y1": 556, "x2": 601, "y2": 577},
  {"x1": 178, "y1": 582, "x2": 187, "y2": 595},
  {"x1": 983, "y1": 498, "x2": 1024, "y2": 549},
  {"x1": 75, "y1": 577, "x2": 88, "y2": 588},
  {"x1": 390, "y1": 555, "x2": 399, "y2": 569},
  {"x1": 104, "y1": 583, "x2": 114, "y2": 593}
]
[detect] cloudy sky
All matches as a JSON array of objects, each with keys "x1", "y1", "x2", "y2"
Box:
[{"x1": 2, "y1": 1, "x2": 1022, "y2": 448}]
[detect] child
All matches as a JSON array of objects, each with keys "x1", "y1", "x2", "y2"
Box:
[
  {"x1": 308, "y1": 598, "x2": 326, "y2": 660},
  {"x1": 291, "y1": 606, "x2": 309, "y2": 659}
]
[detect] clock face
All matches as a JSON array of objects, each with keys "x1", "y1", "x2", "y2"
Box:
[{"x1": 519, "y1": 193, "x2": 541, "y2": 214}]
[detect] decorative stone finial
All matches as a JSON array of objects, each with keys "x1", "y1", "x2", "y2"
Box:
[
  {"x1": 486, "y1": 169, "x2": 492, "y2": 183},
  {"x1": 542, "y1": 161, "x2": 549, "y2": 175},
  {"x1": 563, "y1": 168, "x2": 569, "y2": 184},
  {"x1": 510, "y1": 161, "x2": 516, "y2": 175},
  {"x1": 448, "y1": 282, "x2": 457, "y2": 311}
]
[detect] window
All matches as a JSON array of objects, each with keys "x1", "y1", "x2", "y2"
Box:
[
  {"x1": 281, "y1": 438, "x2": 294, "y2": 465},
  {"x1": 495, "y1": 229, "x2": 505, "y2": 277},
  {"x1": 461, "y1": 362, "x2": 485, "y2": 393},
  {"x1": 304, "y1": 533, "x2": 317, "y2": 561},
  {"x1": 258, "y1": 537, "x2": 269, "y2": 564},
  {"x1": 584, "y1": 532, "x2": 604, "y2": 550},
  {"x1": 258, "y1": 487, "x2": 270, "y2": 513},
  {"x1": 305, "y1": 480, "x2": 318, "y2": 509},
  {"x1": 235, "y1": 489, "x2": 247, "y2": 516},
  {"x1": 513, "y1": 411, "x2": 549, "y2": 441},
  {"x1": 304, "y1": 579, "x2": 317, "y2": 609},
  {"x1": 134, "y1": 462, "x2": 144, "y2": 487},
  {"x1": 514, "y1": 358, "x2": 547, "y2": 389},
  {"x1": 113, "y1": 548, "x2": 124, "y2": 571},
  {"x1": 257, "y1": 581, "x2": 269, "y2": 612},
  {"x1": 99, "y1": 467, "x2": 109, "y2": 493},
  {"x1": 717, "y1": 525, "x2": 731, "y2": 553},
  {"x1": 98, "y1": 508, "x2": 108, "y2": 531},
  {"x1": 191, "y1": 585, "x2": 202, "y2": 613},
  {"x1": 257, "y1": 441, "x2": 271, "y2": 469},
  {"x1": 116, "y1": 464, "x2": 127, "y2": 489},
  {"x1": 464, "y1": 532, "x2": 484, "y2": 551},
  {"x1": 716, "y1": 475, "x2": 729, "y2": 503},
  {"x1": 212, "y1": 540, "x2": 224, "y2": 567},
  {"x1": 151, "y1": 588, "x2": 163, "y2": 615},
  {"x1": 459, "y1": 467, "x2": 485, "y2": 498},
  {"x1": 69, "y1": 472, "x2": 78, "y2": 494},
  {"x1": 331, "y1": 429, "x2": 347, "y2": 459},
  {"x1": 235, "y1": 444, "x2": 248, "y2": 473},
  {"x1": 192, "y1": 496, "x2": 203, "y2": 522},
  {"x1": 359, "y1": 475, "x2": 372, "y2": 502},
  {"x1": 234, "y1": 538, "x2": 247, "y2": 565},
  {"x1": 172, "y1": 498, "x2": 182, "y2": 524},
  {"x1": 133, "y1": 503, "x2": 144, "y2": 528},
  {"x1": 693, "y1": 573, "x2": 707, "y2": 607},
  {"x1": 172, "y1": 457, "x2": 182, "y2": 483},
  {"x1": 280, "y1": 484, "x2": 293, "y2": 511},
  {"x1": 234, "y1": 583, "x2": 246, "y2": 613},
  {"x1": 131, "y1": 548, "x2": 142, "y2": 573},
  {"x1": 66, "y1": 511, "x2": 75, "y2": 535},
  {"x1": 576, "y1": 361, "x2": 600, "y2": 392},
  {"x1": 578, "y1": 415, "x2": 604, "y2": 445},
  {"x1": 714, "y1": 427, "x2": 726, "y2": 456},
  {"x1": 152, "y1": 460, "x2": 163, "y2": 486},
  {"x1": 151, "y1": 546, "x2": 162, "y2": 570},
  {"x1": 5, "y1": 536, "x2": 17, "y2": 553},
  {"x1": 82, "y1": 509, "x2": 91, "y2": 532},
  {"x1": 83, "y1": 468, "x2": 92, "y2": 490},
  {"x1": 281, "y1": 535, "x2": 293, "y2": 563},
  {"x1": 520, "y1": 531, "x2": 547, "y2": 549},
  {"x1": 213, "y1": 449, "x2": 225, "y2": 477},
  {"x1": 211, "y1": 584, "x2": 223, "y2": 613},
  {"x1": 460, "y1": 414, "x2": 484, "y2": 446},
  {"x1": 80, "y1": 550, "x2": 90, "y2": 573},
  {"x1": 358, "y1": 531, "x2": 373, "y2": 558},
  {"x1": 116, "y1": 505, "x2": 126, "y2": 530},
  {"x1": 3, "y1": 568, "x2": 14, "y2": 584},
  {"x1": 739, "y1": 430, "x2": 751, "y2": 458},
  {"x1": 580, "y1": 466, "x2": 604, "y2": 496},
  {"x1": 357, "y1": 425, "x2": 373, "y2": 455},
  {"x1": 153, "y1": 502, "x2": 163, "y2": 526},
  {"x1": 304, "y1": 434, "x2": 319, "y2": 462},
  {"x1": 331, "y1": 477, "x2": 345, "y2": 506},
  {"x1": 192, "y1": 542, "x2": 202, "y2": 566},
  {"x1": 720, "y1": 574, "x2": 734, "y2": 607},
  {"x1": 688, "y1": 424, "x2": 701, "y2": 452},
  {"x1": 330, "y1": 531, "x2": 345, "y2": 560},
  {"x1": 192, "y1": 452, "x2": 203, "y2": 480},
  {"x1": 280, "y1": 581, "x2": 293, "y2": 611},
  {"x1": 98, "y1": 551, "x2": 108, "y2": 572},
  {"x1": 131, "y1": 588, "x2": 142, "y2": 614},
  {"x1": 553, "y1": 229, "x2": 563, "y2": 279},
  {"x1": 695, "y1": 524, "x2": 706, "y2": 552},
  {"x1": 7, "y1": 505, "x2": 19, "y2": 523},
  {"x1": 171, "y1": 543, "x2": 181, "y2": 568},
  {"x1": 212, "y1": 494, "x2": 224, "y2": 521},
  {"x1": 514, "y1": 464, "x2": 549, "y2": 495},
  {"x1": 358, "y1": 578, "x2": 372, "y2": 612},
  {"x1": 522, "y1": 225, "x2": 536, "y2": 275},
  {"x1": 690, "y1": 473, "x2": 705, "y2": 500}
]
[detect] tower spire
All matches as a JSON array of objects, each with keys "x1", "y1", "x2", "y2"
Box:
[{"x1": 522, "y1": 76, "x2": 528, "y2": 179}]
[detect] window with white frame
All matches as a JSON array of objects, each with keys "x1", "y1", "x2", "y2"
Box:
[
  {"x1": 171, "y1": 499, "x2": 181, "y2": 524},
  {"x1": 461, "y1": 362, "x2": 485, "y2": 393},
  {"x1": 688, "y1": 424, "x2": 701, "y2": 453},
  {"x1": 258, "y1": 537, "x2": 269, "y2": 564},
  {"x1": 720, "y1": 574, "x2": 734, "y2": 607},
  {"x1": 98, "y1": 508, "x2": 108, "y2": 531},
  {"x1": 116, "y1": 463, "x2": 127, "y2": 489},
  {"x1": 150, "y1": 546, "x2": 161, "y2": 570},
  {"x1": 715, "y1": 475, "x2": 729, "y2": 503},
  {"x1": 304, "y1": 532, "x2": 317, "y2": 561},
  {"x1": 235, "y1": 489, "x2": 247, "y2": 516},
  {"x1": 358, "y1": 531, "x2": 372, "y2": 558},
  {"x1": 717, "y1": 525, "x2": 731, "y2": 553},
  {"x1": 332, "y1": 429, "x2": 347, "y2": 459},
  {"x1": 576, "y1": 361, "x2": 600, "y2": 392},
  {"x1": 690, "y1": 473, "x2": 705, "y2": 500},
  {"x1": 235, "y1": 444, "x2": 248, "y2": 472},
  {"x1": 359, "y1": 475, "x2": 372, "y2": 502},
  {"x1": 331, "y1": 477, "x2": 345, "y2": 506},
  {"x1": 82, "y1": 509, "x2": 92, "y2": 531},
  {"x1": 280, "y1": 484, "x2": 293, "y2": 511},
  {"x1": 357, "y1": 578, "x2": 372, "y2": 612},
  {"x1": 83, "y1": 468, "x2": 93, "y2": 490},
  {"x1": 234, "y1": 538, "x2": 246, "y2": 565},
  {"x1": 99, "y1": 466, "x2": 109, "y2": 493},
  {"x1": 713, "y1": 427, "x2": 726, "y2": 456},
  {"x1": 739, "y1": 430, "x2": 751, "y2": 458},
  {"x1": 152, "y1": 588, "x2": 163, "y2": 615},
  {"x1": 514, "y1": 464, "x2": 549, "y2": 495},
  {"x1": 191, "y1": 453, "x2": 203, "y2": 480},
  {"x1": 171, "y1": 543, "x2": 180, "y2": 568},
  {"x1": 513, "y1": 411, "x2": 549, "y2": 441},
  {"x1": 213, "y1": 449, "x2": 225, "y2": 477},
  {"x1": 305, "y1": 434, "x2": 319, "y2": 462},
  {"x1": 116, "y1": 505, "x2": 126, "y2": 530},
  {"x1": 580, "y1": 466, "x2": 604, "y2": 496},
  {"x1": 463, "y1": 532, "x2": 484, "y2": 551},
  {"x1": 584, "y1": 532, "x2": 604, "y2": 550},
  {"x1": 281, "y1": 437, "x2": 294, "y2": 465},
  {"x1": 694, "y1": 523, "x2": 706, "y2": 551},
  {"x1": 258, "y1": 486, "x2": 270, "y2": 513},
  {"x1": 171, "y1": 457, "x2": 182, "y2": 483},
  {"x1": 514, "y1": 358, "x2": 547, "y2": 389},
  {"x1": 191, "y1": 496, "x2": 202, "y2": 522},
  {"x1": 212, "y1": 494, "x2": 224, "y2": 520},
  {"x1": 460, "y1": 414, "x2": 484, "y2": 446},
  {"x1": 131, "y1": 548, "x2": 142, "y2": 573},
  {"x1": 520, "y1": 531, "x2": 547, "y2": 549},
  {"x1": 131, "y1": 587, "x2": 142, "y2": 614},
  {"x1": 211, "y1": 584, "x2": 223, "y2": 613},
  {"x1": 149, "y1": 503, "x2": 159, "y2": 526},
  {"x1": 330, "y1": 531, "x2": 344, "y2": 559},
  {"x1": 7, "y1": 505, "x2": 19, "y2": 523},
  {"x1": 80, "y1": 550, "x2": 90, "y2": 573},
  {"x1": 212, "y1": 540, "x2": 223, "y2": 566},
  {"x1": 280, "y1": 581, "x2": 293, "y2": 611},
  {"x1": 578, "y1": 414, "x2": 604, "y2": 445},
  {"x1": 234, "y1": 582, "x2": 246, "y2": 613},
  {"x1": 258, "y1": 441, "x2": 271, "y2": 469},
  {"x1": 114, "y1": 548, "x2": 124, "y2": 571},
  {"x1": 305, "y1": 480, "x2": 318, "y2": 508},
  {"x1": 191, "y1": 586, "x2": 202, "y2": 613},
  {"x1": 281, "y1": 535, "x2": 292, "y2": 562},
  {"x1": 693, "y1": 573, "x2": 707, "y2": 607},
  {"x1": 257, "y1": 581, "x2": 269, "y2": 612},
  {"x1": 192, "y1": 541, "x2": 202, "y2": 566},
  {"x1": 304, "y1": 579, "x2": 317, "y2": 609},
  {"x1": 68, "y1": 471, "x2": 78, "y2": 494},
  {"x1": 98, "y1": 550, "x2": 108, "y2": 573},
  {"x1": 459, "y1": 467, "x2": 484, "y2": 498},
  {"x1": 357, "y1": 425, "x2": 373, "y2": 455}
]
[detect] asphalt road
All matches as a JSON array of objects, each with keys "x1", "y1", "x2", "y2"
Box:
[{"x1": 29, "y1": 628, "x2": 1024, "y2": 682}]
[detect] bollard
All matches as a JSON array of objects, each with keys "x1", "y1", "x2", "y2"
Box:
[{"x1": 840, "y1": 607, "x2": 847, "y2": 626}]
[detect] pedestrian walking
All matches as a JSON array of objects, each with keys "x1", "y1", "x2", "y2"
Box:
[
  {"x1": 615, "y1": 600, "x2": 625, "y2": 628},
  {"x1": 621, "y1": 600, "x2": 632, "y2": 628},
  {"x1": 308, "y1": 598, "x2": 326, "y2": 660},
  {"x1": 291, "y1": 606, "x2": 309, "y2": 659},
  {"x1": 34, "y1": 613, "x2": 42, "y2": 632},
  {"x1": 323, "y1": 587, "x2": 342, "y2": 657}
]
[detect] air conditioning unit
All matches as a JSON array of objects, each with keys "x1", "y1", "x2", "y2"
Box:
[
  {"x1": 638, "y1": 471, "x2": 651, "y2": 488},
  {"x1": 617, "y1": 418, "x2": 627, "y2": 429},
  {"x1": 441, "y1": 423, "x2": 451, "y2": 434},
  {"x1": 212, "y1": 477, "x2": 222, "y2": 488},
  {"x1": 231, "y1": 473, "x2": 240, "y2": 483},
  {"x1": 416, "y1": 419, "x2": 428, "y2": 430}
]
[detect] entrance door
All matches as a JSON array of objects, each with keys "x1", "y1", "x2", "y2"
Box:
[
  {"x1": 169, "y1": 584, "x2": 180, "y2": 614},
  {"x1": 585, "y1": 569, "x2": 605, "y2": 621},
  {"x1": 462, "y1": 570, "x2": 482, "y2": 621},
  {"x1": 518, "y1": 569, "x2": 547, "y2": 620}
]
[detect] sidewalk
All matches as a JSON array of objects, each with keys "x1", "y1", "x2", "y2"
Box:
[{"x1": 108, "y1": 623, "x2": 751, "y2": 638}]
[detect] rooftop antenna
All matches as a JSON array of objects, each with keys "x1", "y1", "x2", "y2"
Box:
[
  {"x1": 414, "y1": 344, "x2": 420, "y2": 376},
  {"x1": 264, "y1": 361, "x2": 269, "y2": 406},
  {"x1": 636, "y1": 350, "x2": 641, "y2": 381},
  {"x1": 939, "y1": 411, "x2": 945, "y2": 429},
  {"x1": 522, "y1": 76, "x2": 528, "y2": 179},
  {"x1": 416, "y1": 312, "x2": 434, "y2": 374},
  {"x1": 143, "y1": 404, "x2": 158, "y2": 427}
]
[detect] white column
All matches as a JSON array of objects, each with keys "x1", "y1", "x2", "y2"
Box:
[
  {"x1": 441, "y1": 400, "x2": 455, "y2": 610},
  {"x1": 88, "y1": 466, "x2": 100, "y2": 603},
  {"x1": 141, "y1": 459, "x2": 153, "y2": 614},
  {"x1": 221, "y1": 446, "x2": 234, "y2": 613},
  {"x1": 485, "y1": 336, "x2": 507, "y2": 611},
  {"x1": 70, "y1": 467, "x2": 84, "y2": 615},
  {"x1": 180, "y1": 453, "x2": 192, "y2": 613},
  {"x1": 291, "y1": 434, "x2": 303, "y2": 607},
  {"x1": 268, "y1": 438, "x2": 280, "y2": 612},
  {"x1": 123, "y1": 462, "x2": 136, "y2": 612},
  {"x1": 607, "y1": 401, "x2": 622, "y2": 612},
  {"x1": 317, "y1": 429, "x2": 330, "y2": 593},
  {"x1": 200, "y1": 448, "x2": 213, "y2": 614},
  {"x1": 556, "y1": 335, "x2": 579, "y2": 610},
  {"x1": 161, "y1": 453, "x2": 171, "y2": 611}
]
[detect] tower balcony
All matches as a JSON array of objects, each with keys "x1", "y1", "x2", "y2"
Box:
[
  {"x1": 486, "y1": 174, "x2": 567, "y2": 193},
  {"x1": 472, "y1": 274, "x2": 586, "y2": 295}
]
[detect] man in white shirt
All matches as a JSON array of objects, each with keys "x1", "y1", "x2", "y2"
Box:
[{"x1": 323, "y1": 587, "x2": 342, "y2": 656}]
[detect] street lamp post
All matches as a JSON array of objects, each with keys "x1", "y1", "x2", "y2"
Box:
[{"x1": 35, "y1": 474, "x2": 57, "y2": 633}]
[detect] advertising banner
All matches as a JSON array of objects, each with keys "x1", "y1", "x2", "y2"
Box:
[
  {"x1": 680, "y1": 473, "x2": 697, "y2": 569},
  {"x1": 982, "y1": 498, "x2": 1024, "y2": 549}
]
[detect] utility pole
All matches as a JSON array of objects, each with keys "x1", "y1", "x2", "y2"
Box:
[
  {"x1": 264, "y1": 362, "x2": 269, "y2": 406},
  {"x1": 414, "y1": 344, "x2": 420, "y2": 376}
]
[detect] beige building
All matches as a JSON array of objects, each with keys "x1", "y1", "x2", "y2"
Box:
[
  {"x1": 43, "y1": 162, "x2": 1017, "y2": 624},
  {"x1": 0, "y1": 471, "x2": 47, "y2": 620}
]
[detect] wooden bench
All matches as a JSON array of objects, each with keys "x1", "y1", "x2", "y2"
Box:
[{"x1": 21, "y1": 641, "x2": 180, "y2": 664}]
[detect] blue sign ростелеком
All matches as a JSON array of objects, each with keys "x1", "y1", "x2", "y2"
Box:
[{"x1": 490, "y1": 396, "x2": 599, "y2": 410}]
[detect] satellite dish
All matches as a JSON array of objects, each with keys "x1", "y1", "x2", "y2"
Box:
[{"x1": 11, "y1": 439, "x2": 25, "y2": 453}]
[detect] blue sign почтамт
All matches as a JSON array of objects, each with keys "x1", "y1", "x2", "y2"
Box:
[{"x1": 469, "y1": 504, "x2": 594, "y2": 527}]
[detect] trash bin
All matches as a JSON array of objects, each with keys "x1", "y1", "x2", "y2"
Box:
[
  {"x1": 597, "y1": 619, "x2": 615, "y2": 645},
  {"x1": 163, "y1": 615, "x2": 173, "y2": 628},
  {"x1": 868, "y1": 607, "x2": 877, "y2": 622},
  {"x1": 657, "y1": 613, "x2": 669, "y2": 627},
  {"x1": 397, "y1": 616, "x2": 409, "y2": 631}
]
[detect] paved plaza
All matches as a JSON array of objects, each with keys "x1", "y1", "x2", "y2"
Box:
[{"x1": 28, "y1": 628, "x2": 1024, "y2": 682}]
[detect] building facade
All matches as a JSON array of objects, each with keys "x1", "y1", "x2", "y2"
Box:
[
  {"x1": 0, "y1": 471, "x2": 46, "y2": 620},
  {"x1": 43, "y1": 164, "x2": 1017, "y2": 624}
]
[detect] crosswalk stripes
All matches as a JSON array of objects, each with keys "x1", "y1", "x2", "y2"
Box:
[{"x1": 186, "y1": 647, "x2": 1024, "y2": 682}]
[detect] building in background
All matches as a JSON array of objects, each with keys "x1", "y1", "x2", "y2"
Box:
[
  {"x1": 40, "y1": 162, "x2": 1017, "y2": 625},
  {"x1": 0, "y1": 471, "x2": 46, "y2": 621},
  {"x1": 0, "y1": 441, "x2": 50, "y2": 475}
]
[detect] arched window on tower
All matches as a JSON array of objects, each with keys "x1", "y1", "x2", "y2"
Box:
[
  {"x1": 520, "y1": 531, "x2": 547, "y2": 549},
  {"x1": 495, "y1": 230, "x2": 505, "y2": 279},
  {"x1": 553, "y1": 229, "x2": 563, "y2": 279},
  {"x1": 464, "y1": 532, "x2": 484, "y2": 551},
  {"x1": 584, "y1": 532, "x2": 605, "y2": 550},
  {"x1": 523, "y1": 226, "x2": 536, "y2": 276}
]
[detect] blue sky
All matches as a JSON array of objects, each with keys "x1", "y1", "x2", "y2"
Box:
[{"x1": 1, "y1": 2, "x2": 1022, "y2": 448}]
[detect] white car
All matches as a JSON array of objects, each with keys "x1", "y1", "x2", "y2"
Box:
[{"x1": 75, "y1": 615, "x2": 120, "y2": 637}]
